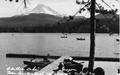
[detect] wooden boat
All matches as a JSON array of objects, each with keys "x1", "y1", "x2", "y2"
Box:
[
  {"x1": 116, "y1": 38, "x2": 120, "y2": 41},
  {"x1": 23, "y1": 58, "x2": 51, "y2": 70},
  {"x1": 63, "y1": 59, "x2": 84, "y2": 73},
  {"x1": 61, "y1": 36, "x2": 67, "y2": 38},
  {"x1": 76, "y1": 37, "x2": 85, "y2": 40},
  {"x1": 24, "y1": 61, "x2": 50, "y2": 67},
  {"x1": 60, "y1": 34, "x2": 67, "y2": 38}
]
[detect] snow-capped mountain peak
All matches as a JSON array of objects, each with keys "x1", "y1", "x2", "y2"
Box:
[{"x1": 30, "y1": 4, "x2": 62, "y2": 16}]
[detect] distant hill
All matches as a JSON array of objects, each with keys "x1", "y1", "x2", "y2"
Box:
[
  {"x1": 52, "y1": 14, "x2": 119, "y2": 33},
  {"x1": 95, "y1": 14, "x2": 119, "y2": 19},
  {"x1": 0, "y1": 11, "x2": 119, "y2": 33},
  {"x1": 0, "y1": 13, "x2": 61, "y2": 27},
  {"x1": 95, "y1": 14, "x2": 119, "y2": 33}
]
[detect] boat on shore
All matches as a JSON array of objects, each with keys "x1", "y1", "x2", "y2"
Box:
[{"x1": 23, "y1": 58, "x2": 51, "y2": 70}]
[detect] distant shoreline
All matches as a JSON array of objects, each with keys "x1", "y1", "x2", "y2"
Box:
[
  {"x1": 6, "y1": 53, "x2": 119, "y2": 62},
  {"x1": 0, "y1": 32, "x2": 119, "y2": 34}
]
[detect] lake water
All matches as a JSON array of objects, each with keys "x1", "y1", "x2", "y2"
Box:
[{"x1": 0, "y1": 33, "x2": 119, "y2": 75}]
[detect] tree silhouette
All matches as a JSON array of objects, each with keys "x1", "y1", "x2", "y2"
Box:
[{"x1": 56, "y1": 0, "x2": 118, "y2": 34}]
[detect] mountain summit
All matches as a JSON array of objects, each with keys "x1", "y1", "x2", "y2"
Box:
[{"x1": 30, "y1": 4, "x2": 62, "y2": 17}]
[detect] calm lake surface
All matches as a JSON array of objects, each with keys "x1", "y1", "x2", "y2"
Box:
[{"x1": 0, "y1": 33, "x2": 119, "y2": 75}]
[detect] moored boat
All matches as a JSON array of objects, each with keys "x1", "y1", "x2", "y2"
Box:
[{"x1": 76, "y1": 37, "x2": 85, "y2": 40}]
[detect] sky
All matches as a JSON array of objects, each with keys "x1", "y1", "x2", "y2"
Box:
[{"x1": 0, "y1": 0, "x2": 119, "y2": 17}]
